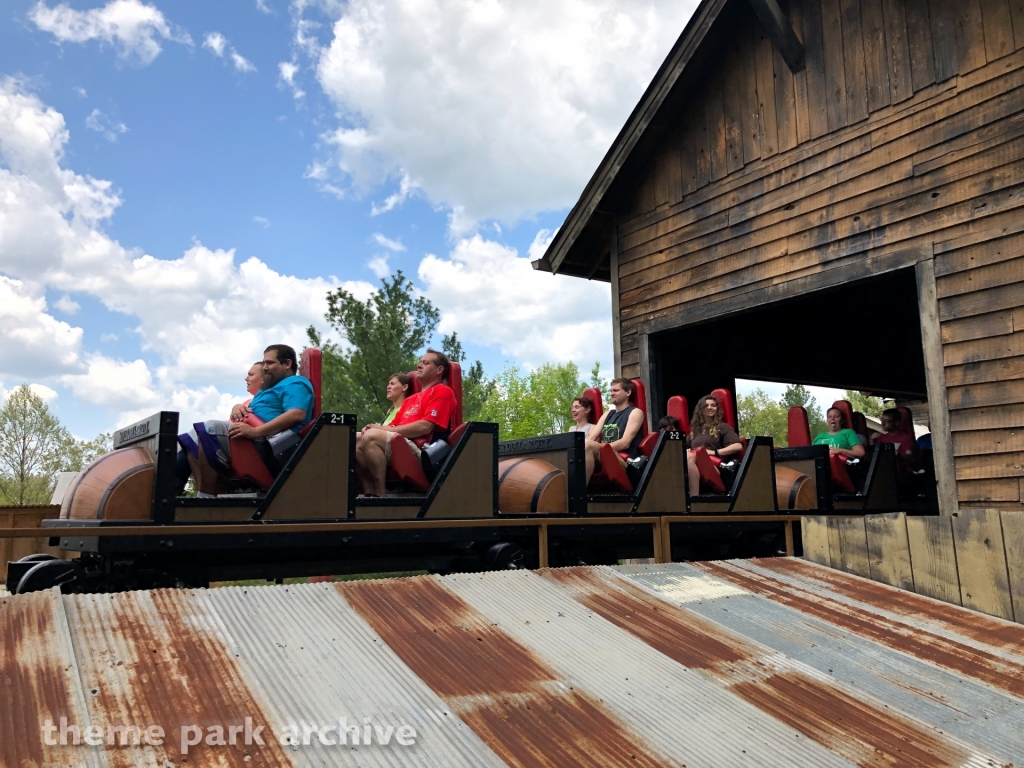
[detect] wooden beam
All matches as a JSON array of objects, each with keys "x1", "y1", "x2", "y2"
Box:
[
  {"x1": 747, "y1": 0, "x2": 807, "y2": 73},
  {"x1": 611, "y1": 225, "x2": 622, "y2": 376},
  {"x1": 916, "y1": 257, "x2": 959, "y2": 516}
]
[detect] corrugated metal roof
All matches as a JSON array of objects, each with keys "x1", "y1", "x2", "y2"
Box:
[{"x1": 2, "y1": 559, "x2": 1021, "y2": 767}]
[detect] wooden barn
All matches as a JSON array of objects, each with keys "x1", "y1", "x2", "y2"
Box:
[{"x1": 538, "y1": 0, "x2": 1024, "y2": 516}]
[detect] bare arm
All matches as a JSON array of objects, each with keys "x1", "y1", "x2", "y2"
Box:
[
  {"x1": 363, "y1": 419, "x2": 435, "y2": 440},
  {"x1": 586, "y1": 412, "x2": 610, "y2": 443}
]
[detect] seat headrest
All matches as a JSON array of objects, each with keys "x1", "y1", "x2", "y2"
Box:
[
  {"x1": 581, "y1": 387, "x2": 603, "y2": 424},
  {"x1": 852, "y1": 411, "x2": 868, "y2": 438},
  {"x1": 667, "y1": 395, "x2": 690, "y2": 434},
  {"x1": 830, "y1": 400, "x2": 854, "y2": 431},
  {"x1": 711, "y1": 388, "x2": 736, "y2": 430},
  {"x1": 299, "y1": 348, "x2": 322, "y2": 421},
  {"x1": 630, "y1": 379, "x2": 649, "y2": 438},
  {"x1": 408, "y1": 370, "x2": 422, "y2": 394},
  {"x1": 787, "y1": 406, "x2": 811, "y2": 447}
]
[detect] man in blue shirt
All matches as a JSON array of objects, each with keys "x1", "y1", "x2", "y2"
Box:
[
  {"x1": 228, "y1": 344, "x2": 313, "y2": 438},
  {"x1": 179, "y1": 344, "x2": 314, "y2": 494}
]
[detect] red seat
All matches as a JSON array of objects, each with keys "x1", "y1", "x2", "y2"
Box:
[
  {"x1": 693, "y1": 446, "x2": 726, "y2": 492},
  {"x1": 710, "y1": 387, "x2": 746, "y2": 458},
  {"x1": 386, "y1": 362, "x2": 463, "y2": 492},
  {"x1": 639, "y1": 432, "x2": 658, "y2": 458},
  {"x1": 581, "y1": 386, "x2": 603, "y2": 424},
  {"x1": 830, "y1": 452, "x2": 856, "y2": 492},
  {"x1": 229, "y1": 348, "x2": 322, "y2": 490},
  {"x1": 667, "y1": 395, "x2": 690, "y2": 434},
  {"x1": 851, "y1": 411, "x2": 868, "y2": 443},
  {"x1": 787, "y1": 406, "x2": 812, "y2": 447}
]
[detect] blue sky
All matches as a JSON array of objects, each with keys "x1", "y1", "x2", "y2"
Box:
[{"x1": 0, "y1": 0, "x2": 845, "y2": 439}]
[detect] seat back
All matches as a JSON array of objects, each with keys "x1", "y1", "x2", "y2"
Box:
[
  {"x1": 581, "y1": 387, "x2": 604, "y2": 423},
  {"x1": 897, "y1": 406, "x2": 914, "y2": 435},
  {"x1": 630, "y1": 379, "x2": 649, "y2": 438},
  {"x1": 298, "y1": 348, "x2": 323, "y2": 438},
  {"x1": 408, "y1": 371, "x2": 422, "y2": 394},
  {"x1": 448, "y1": 362, "x2": 463, "y2": 427},
  {"x1": 711, "y1": 388, "x2": 737, "y2": 430},
  {"x1": 667, "y1": 395, "x2": 690, "y2": 434},
  {"x1": 852, "y1": 411, "x2": 868, "y2": 442},
  {"x1": 830, "y1": 400, "x2": 854, "y2": 431},
  {"x1": 787, "y1": 406, "x2": 812, "y2": 447}
]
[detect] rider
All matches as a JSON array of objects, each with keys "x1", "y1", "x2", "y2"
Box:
[
  {"x1": 355, "y1": 349, "x2": 456, "y2": 497},
  {"x1": 583, "y1": 378, "x2": 645, "y2": 484}
]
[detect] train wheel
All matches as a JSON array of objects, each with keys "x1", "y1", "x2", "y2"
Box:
[
  {"x1": 16, "y1": 560, "x2": 81, "y2": 594},
  {"x1": 485, "y1": 542, "x2": 529, "y2": 570}
]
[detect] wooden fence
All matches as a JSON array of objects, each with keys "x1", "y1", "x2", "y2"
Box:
[
  {"x1": 0, "y1": 505, "x2": 68, "y2": 583},
  {"x1": 803, "y1": 510, "x2": 1024, "y2": 624}
]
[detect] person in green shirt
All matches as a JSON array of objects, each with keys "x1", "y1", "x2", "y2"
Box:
[
  {"x1": 382, "y1": 373, "x2": 412, "y2": 426},
  {"x1": 813, "y1": 407, "x2": 866, "y2": 460}
]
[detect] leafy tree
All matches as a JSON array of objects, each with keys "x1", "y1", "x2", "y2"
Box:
[
  {"x1": 588, "y1": 362, "x2": 607, "y2": 400},
  {"x1": 0, "y1": 386, "x2": 85, "y2": 505},
  {"x1": 781, "y1": 384, "x2": 827, "y2": 438},
  {"x1": 442, "y1": 332, "x2": 495, "y2": 422},
  {"x1": 308, "y1": 271, "x2": 440, "y2": 427},
  {"x1": 480, "y1": 362, "x2": 586, "y2": 439},
  {"x1": 737, "y1": 389, "x2": 789, "y2": 446},
  {"x1": 68, "y1": 432, "x2": 113, "y2": 470},
  {"x1": 844, "y1": 390, "x2": 888, "y2": 418}
]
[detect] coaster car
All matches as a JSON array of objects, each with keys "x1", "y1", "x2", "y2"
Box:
[
  {"x1": 496, "y1": 384, "x2": 777, "y2": 516},
  {"x1": 775, "y1": 405, "x2": 898, "y2": 511},
  {"x1": 21, "y1": 350, "x2": 503, "y2": 592}
]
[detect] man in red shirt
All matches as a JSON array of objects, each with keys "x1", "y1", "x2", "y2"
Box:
[
  {"x1": 355, "y1": 349, "x2": 456, "y2": 496},
  {"x1": 871, "y1": 408, "x2": 916, "y2": 460}
]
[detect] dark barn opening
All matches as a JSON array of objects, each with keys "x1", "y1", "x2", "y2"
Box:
[{"x1": 650, "y1": 268, "x2": 927, "y2": 422}]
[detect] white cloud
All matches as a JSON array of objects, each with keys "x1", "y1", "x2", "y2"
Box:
[
  {"x1": 370, "y1": 173, "x2": 416, "y2": 216},
  {"x1": 29, "y1": 383, "x2": 59, "y2": 402},
  {"x1": 73, "y1": 86, "x2": 87, "y2": 98},
  {"x1": 278, "y1": 60, "x2": 305, "y2": 100},
  {"x1": 204, "y1": 31, "x2": 256, "y2": 72},
  {"x1": 0, "y1": 77, "x2": 375, "y2": 428},
  {"x1": 0, "y1": 276, "x2": 84, "y2": 379},
  {"x1": 85, "y1": 108, "x2": 128, "y2": 142},
  {"x1": 366, "y1": 254, "x2": 389, "y2": 279},
  {"x1": 372, "y1": 233, "x2": 404, "y2": 252},
  {"x1": 253, "y1": 215, "x2": 271, "y2": 228},
  {"x1": 255, "y1": 0, "x2": 273, "y2": 14},
  {"x1": 55, "y1": 294, "x2": 80, "y2": 314},
  {"x1": 100, "y1": 332, "x2": 118, "y2": 342},
  {"x1": 30, "y1": 0, "x2": 192, "y2": 66},
  {"x1": 418, "y1": 229, "x2": 611, "y2": 369},
  {"x1": 308, "y1": 0, "x2": 700, "y2": 223}
]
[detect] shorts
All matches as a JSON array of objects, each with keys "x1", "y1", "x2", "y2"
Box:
[{"x1": 384, "y1": 431, "x2": 422, "y2": 463}]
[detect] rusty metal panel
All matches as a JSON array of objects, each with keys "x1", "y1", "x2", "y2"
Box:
[
  {"x1": 3, "y1": 560, "x2": 1022, "y2": 766},
  {"x1": 0, "y1": 588, "x2": 97, "y2": 768}
]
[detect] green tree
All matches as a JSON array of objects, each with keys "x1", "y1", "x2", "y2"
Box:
[
  {"x1": 844, "y1": 390, "x2": 888, "y2": 418},
  {"x1": 782, "y1": 384, "x2": 827, "y2": 438},
  {"x1": 442, "y1": 332, "x2": 494, "y2": 422},
  {"x1": 0, "y1": 386, "x2": 80, "y2": 505},
  {"x1": 588, "y1": 362, "x2": 607, "y2": 400},
  {"x1": 308, "y1": 271, "x2": 440, "y2": 427},
  {"x1": 737, "y1": 389, "x2": 789, "y2": 446},
  {"x1": 480, "y1": 362, "x2": 586, "y2": 439},
  {"x1": 68, "y1": 432, "x2": 113, "y2": 470}
]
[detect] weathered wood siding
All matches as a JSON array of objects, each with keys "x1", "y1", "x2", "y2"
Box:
[{"x1": 617, "y1": 0, "x2": 1024, "y2": 509}]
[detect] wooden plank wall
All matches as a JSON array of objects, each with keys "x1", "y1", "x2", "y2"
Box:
[
  {"x1": 617, "y1": 0, "x2": 1024, "y2": 509},
  {"x1": 0, "y1": 505, "x2": 68, "y2": 584},
  {"x1": 803, "y1": 509, "x2": 1024, "y2": 622}
]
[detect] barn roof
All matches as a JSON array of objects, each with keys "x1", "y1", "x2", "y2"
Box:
[
  {"x1": 539, "y1": 0, "x2": 804, "y2": 280},
  {"x1": 4, "y1": 558, "x2": 1023, "y2": 765}
]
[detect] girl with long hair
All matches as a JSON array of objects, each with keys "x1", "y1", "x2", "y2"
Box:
[{"x1": 686, "y1": 393, "x2": 743, "y2": 496}]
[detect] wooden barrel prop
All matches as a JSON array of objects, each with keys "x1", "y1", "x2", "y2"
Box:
[
  {"x1": 498, "y1": 458, "x2": 566, "y2": 514},
  {"x1": 60, "y1": 447, "x2": 154, "y2": 521},
  {"x1": 775, "y1": 466, "x2": 816, "y2": 510}
]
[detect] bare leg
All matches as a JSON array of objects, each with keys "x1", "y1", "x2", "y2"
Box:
[
  {"x1": 584, "y1": 441, "x2": 602, "y2": 485},
  {"x1": 686, "y1": 450, "x2": 700, "y2": 497},
  {"x1": 357, "y1": 430, "x2": 390, "y2": 497},
  {"x1": 188, "y1": 445, "x2": 229, "y2": 496}
]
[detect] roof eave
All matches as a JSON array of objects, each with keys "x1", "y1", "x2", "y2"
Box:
[{"x1": 545, "y1": 0, "x2": 729, "y2": 275}]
